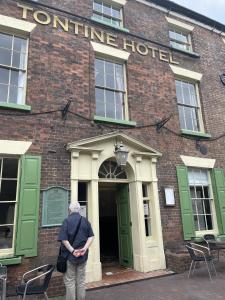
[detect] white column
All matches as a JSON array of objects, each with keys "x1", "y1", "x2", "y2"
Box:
[
  {"x1": 86, "y1": 152, "x2": 102, "y2": 282},
  {"x1": 130, "y1": 155, "x2": 147, "y2": 272},
  {"x1": 71, "y1": 151, "x2": 79, "y2": 203}
]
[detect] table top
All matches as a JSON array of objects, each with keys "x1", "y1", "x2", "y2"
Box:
[{"x1": 207, "y1": 237, "x2": 225, "y2": 245}]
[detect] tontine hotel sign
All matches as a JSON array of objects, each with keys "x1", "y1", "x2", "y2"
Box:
[{"x1": 17, "y1": 3, "x2": 179, "y2": 65}]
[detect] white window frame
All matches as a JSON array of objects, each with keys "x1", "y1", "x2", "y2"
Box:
[
  {"x1": 93, "y1": 0, "x2": 125, "y2": 28},
  {"x1": 0, "y1": 31, "x2": 29, "y2": 105},
  {"x1": 95, "y1": 56, "x2": 128, "y2": 121},
  {"x1": 188, "y1": 168, "x2": 218, "y2": 236},
  {"x1": 175, "y1": 79, "x2": 203, "y2": 132},
  {"x1": 0, "y1": 14, "x2": 36, "y2": 109},
  {"x1": 0, "y1": 157, "x2": 20, "y2": 258},
  {"x1": 170, "y1": 65, "x2": 205, "y2": 134},
  {"x1": 166, "y1": 17, "x2": 194, "y2": 53},
  {"x1": 142, "y1": 183, "x2": 152, "y2": 238},
  {"x1": 0, "y1": 140, "x2": 31, "y2": 258},
  {"x1": 169, "y1": 27, "x2": 192, "y2": 52}
]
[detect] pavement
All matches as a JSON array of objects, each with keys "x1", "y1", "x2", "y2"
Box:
[{"x1": 6, "y1": 260, "x2": 225, "y2": 300}]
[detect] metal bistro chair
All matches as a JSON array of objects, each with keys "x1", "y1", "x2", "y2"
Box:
[
  {"x1": 203, "y1": 234, "x2": 225, "y2": 261},
  {"x1": 185, "y1": 242, "x2": 217, "y2": 281},
  {"x1": 16, "y1": 264, "x2": 54, "y2": 300}
]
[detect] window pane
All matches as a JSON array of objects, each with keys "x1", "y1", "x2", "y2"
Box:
[
  {"x1": 204, "y1": 199, "x2": 211, "y2": 214},
  {"x1": 199, "y1": 215, "x2": 206, "y2": 230},
  {"x1": 95, "y1": 88, "x2": 105, "y2": 117},
  {"x1": 0, "y1": 203, "x2": 15, "y2": 224},
  {"x1": 105, "y1": 90, "x2": 115, "y2": 118},
  {"x1": 0, "y1": 84, "x2": 8, "y2": 102},
  {"x1": 13, "y1": 37, "x2": 27, "y2": 53},
  {"x1": 112, "y1": 19, "x2": 120, "y2": 26},
  {"x1": 192, "y1": 200, "x2": 197, "y2": 214},
  {"x1": 169, "y1": 30, "x2": 176, "y2": 39},
  {"x1": 196, "y1": 186, "x2": 203, "y2": 199},
  {"x1": 95, "y1": 59, "x2": 104, "y2": 86},
  {"x1": 106, "y1": 73, "x2": 115, "y2": 89},
  {"x1": 0, "y1": 68, "x2": 10, "y2": 84},
  {"x1": 115, "y1": 92, "x2": 123, "y2": 120},
  {"x1": 0, "y1": 225, "x2": 14, "y2": 249},
  {"x1": 182, "y1": 82, "x2": 190, "y2": 105},
  {"x1": 175, "y1": 80, "x2": 183, "y2": 103},
  {"x1": 115, "y1": 64, "x2": 124, "y2": 90},
  {"x1": 10, "y1": 70, "x2": 23, "y2": 87},
  {"x1": 178, "y1": 106, "x2": 185, "y2": 129},
  {"x1": 190, "y1": 186, "x2": 195, "y2": 198},
  {"x1": 112, "y1": 8, "x2": 120, "y2": 18},
  {"x1": 2, "y1": 158, "x2": 18, "y2": 178},
  {"x1": 93, "y1": 1, "x2": 102, "y2": 12},
  {"x1": 105, "y1": 61, "x2": 114, "y2": 74},
  {"x1": 93, "y1": 13, "x2": 102, "y2": 20},
  {"x1": 12, "y1": 52, "x2": 26, "y2": 69},
  {"x1": 103, "y1": 3, "x2": 111, "y2": 16},
  {"x1": 9, "y1": 86, "x2": 18, "y2": 104},
  {"x1": 0, "y1": 180, "x2": 17, "y2": 201},
  {"x1": 189, "y1": 84, "x2": 197, "y2": 106},
  {"x1": 196, "y1": 199, "x2": 204, "y2": 213},
  {"x1": 103, "y1": 16, "x2": 112, "y2": 24},
  {"x1": 0, "y1": 33, "x2": 13, "y2": 49},
  {"x1": 206, "y1": 215, "x2": 213, "y2": 230},
  {"x1": 0, "y1": 48, "x2": 11, "y2": 66}
]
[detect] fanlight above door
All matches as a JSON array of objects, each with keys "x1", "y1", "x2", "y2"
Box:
[{"x1": 98, "y1": 160, "x2": 127, "y2": 179}]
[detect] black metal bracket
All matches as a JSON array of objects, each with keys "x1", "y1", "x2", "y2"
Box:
[
  {"x1": 61, "y1": 100, "x2": 72, "y2": 120},
  {"x1": 156, "y1": 114, "x2": 172, "y2": 133}
]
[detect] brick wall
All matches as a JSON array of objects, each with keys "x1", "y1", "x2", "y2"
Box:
[{"x1": 1, "y1": 0, "x2": 225, "y2": 295}]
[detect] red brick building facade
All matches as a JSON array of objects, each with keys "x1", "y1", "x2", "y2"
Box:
[{"x1": 0, "y1": 0, "x2": 225, "y2": 296}]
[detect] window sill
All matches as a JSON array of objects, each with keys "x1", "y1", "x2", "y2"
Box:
[
  {"x1": 181, "y1": 129, "x2": 211, "y2": 139},
  {"x1": 0, "y1": 102, "x2": 31, "y2": 111},
  {"x1": 0, "y1": 256, "x2": 21, "y2": 265},
  {"x1": 94, "y1": 115, "x2": 136, "y2": 126},
  {"x1": 91, "y1": 16, "x2": 129, "y2": 33},
  {"x1": 170, "y1": 46, "x2": 200, "y2": 58}
]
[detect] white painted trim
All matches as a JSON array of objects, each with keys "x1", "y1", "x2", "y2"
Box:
[
  {"x1": 170, "y1": 65, "x2": 202, "y2": 81},
  {"x1": 0, "y1": 140, "x2": 32, "y2": 155},
  {"x1": 166, "y1": 16, "x2": 194, "y2": 32},
  {"x1": 91, "y1": 41, "x2": 130, "y2": 61},
  {"x1": 136, "y1": 0, "x2": 225, "y2": 36},
  {"x1": 111, "y1": 0, "x2": 127, "y2": 5},
  {"x1": 180, "y1": 155, "x2": 216, "y2": 169},
  {"x1": 0, "y1": 14, "x2": 36, "y2": 36}
]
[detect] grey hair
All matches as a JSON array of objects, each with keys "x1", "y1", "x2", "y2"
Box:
[{"x1": 69, "y1": 202, "x2": 81, "y2": 213}]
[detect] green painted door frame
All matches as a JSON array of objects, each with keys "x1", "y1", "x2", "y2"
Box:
[{"x1": 117, "y1": 184, "x2": 133, "y2": 268}]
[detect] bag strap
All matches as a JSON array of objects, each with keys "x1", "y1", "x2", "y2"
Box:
[
  {"x1": 63, "y1": 216, "x2": 82, "y2": 258},
  {"x1": 69, "y1": 216, "x2": 82, "y2": 246}
]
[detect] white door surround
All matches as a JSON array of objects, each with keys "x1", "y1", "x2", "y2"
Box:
[{"x1": 67, "y1": 132, "x2": 166, "y2": 282}]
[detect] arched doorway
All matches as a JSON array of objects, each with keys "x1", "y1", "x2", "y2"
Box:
[{"x1": 98, "y1": 159, "x2": 133, "y2": 268}]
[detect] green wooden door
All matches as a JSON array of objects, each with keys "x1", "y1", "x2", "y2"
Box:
[{"x1": 117, "y1": 184, "x2": 133, "y2": 268}]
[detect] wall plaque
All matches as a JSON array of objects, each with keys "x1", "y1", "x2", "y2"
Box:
[{"x1": 42, "y1": 187, "x2": 69, "y2": 227}]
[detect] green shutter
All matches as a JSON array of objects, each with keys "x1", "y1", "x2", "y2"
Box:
[
  {"x1": 15, "y1": 155, "x2": 41, "y2": 257},
  {"x1": 176, "y1": 165, "x2": 195, "y2": 240},
  {"x1": 211, "y1": 169, "x2": 225, "y2": 235}
]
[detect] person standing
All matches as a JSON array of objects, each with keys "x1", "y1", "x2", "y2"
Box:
[{"x1": 58, "y1": 202, "x2": 94, "y2": 300}]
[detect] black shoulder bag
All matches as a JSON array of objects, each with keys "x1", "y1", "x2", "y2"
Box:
[{"x1": 56, "y1": 216, "x2": 82, "y2": 273}]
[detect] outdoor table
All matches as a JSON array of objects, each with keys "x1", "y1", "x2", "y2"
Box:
[
  {"x1": 207, "y1": 236, "x2": 225, "y2": 260},
  {"x1": 0, "y1": 264, "x2": 7, "y2": 300}
]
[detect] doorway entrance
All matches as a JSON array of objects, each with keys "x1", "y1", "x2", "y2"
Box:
[{"x1": 99, "y1": 182, "x2": 133, "y2": 269}]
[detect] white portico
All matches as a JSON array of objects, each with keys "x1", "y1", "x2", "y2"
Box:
[{"x1": 67, "y1": 132, "x2": 166, "y2": 282}]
